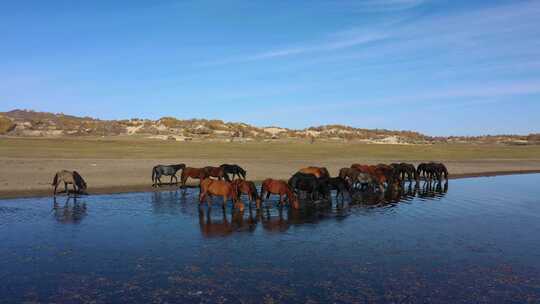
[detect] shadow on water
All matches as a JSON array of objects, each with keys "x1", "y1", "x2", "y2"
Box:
[{"x1": 52, "y1": 196, "x2": 87, "y2": 224}]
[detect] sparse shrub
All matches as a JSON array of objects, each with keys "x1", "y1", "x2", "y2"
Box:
[{"x1": 0, "y1": 115, "x2": 15, "y2": 134}]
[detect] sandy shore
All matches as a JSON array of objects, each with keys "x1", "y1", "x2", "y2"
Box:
[{"x1": 2, "y1": 157, "x2": 540, "y2": 199}]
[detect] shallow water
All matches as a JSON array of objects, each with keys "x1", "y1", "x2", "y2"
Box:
[{"x1": 1, "y1": 175, "x2": 540, "y2": 303}]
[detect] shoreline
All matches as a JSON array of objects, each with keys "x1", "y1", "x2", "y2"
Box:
[{"x1": 2, "y1": 169, "x2": 540, "y2": 200}]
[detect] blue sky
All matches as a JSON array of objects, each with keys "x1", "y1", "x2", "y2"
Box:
[{"x1": 1, "y1": 0, "x2": 539, "y2": 136}]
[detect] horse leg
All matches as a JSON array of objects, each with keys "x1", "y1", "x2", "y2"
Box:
[
  {"x1": 72, "y1": 183, "x2": 78, "y2": 197},
  {"x1": 199, "y1": 191, "x2": 206, "y2": 204},
  {"x1": 181, "y1": 176, "x2": 187, "y2": 191}
]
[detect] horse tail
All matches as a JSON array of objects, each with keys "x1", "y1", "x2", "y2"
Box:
[
  {"x1": 151, "y1": 166, "x2": 157, "y2": 185},
  {"x1": 250, "y1": 182, "x2": 259, "y2": 200},
  {"x1": 52, "y1": 172, "x2": 59, "y2": 186},
  {"x1": 240, "y1": 168, "x2": 246, "y2": 179}
]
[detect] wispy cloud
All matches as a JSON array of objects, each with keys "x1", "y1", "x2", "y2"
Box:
[
  {"x1": 350, "y1": 0, "x2": 428, "y2": 12},
  {"x1": 200, "y1": 32, "x2": 387, "y2": 66}
]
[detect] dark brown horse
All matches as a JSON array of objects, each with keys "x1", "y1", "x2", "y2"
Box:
[
  {"x1": 232, "y1": 179, "x2": 261, "y2": 209},
  {"x1": 260, "y1": 179, "x2": 299, "y2": 209},
  {"x1": 52, "y1": 170, "x2": 87, "y2": 196},
  {"x1": 375, "y1": 164, "x2": 401, "y2": 186},
  {"x1": 180, "y1": 167, "x2": 209, "y2": 189},
  {"x1": 203, "y1": 166, "x2": 230, "y2": 181},
  {"x1": 298, "y1": 166, "x2": 330, "y2": 178},
  {"x1": 339, "y1": 167, "x2": 360, "y2": 188},
  {"x1": 199, "y1": 178, "x2": 244, "y2": 211},
  {"x1": 391, "y1": 163, "x2": 418, "y2": 182}
]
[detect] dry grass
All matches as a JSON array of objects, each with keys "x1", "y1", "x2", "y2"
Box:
[
  {"x1": 0, "y1": 116, "x2": 15, "y2": 134},
  {"x1": 1, "y1": 137, "x2": 540, "y2": 161}
]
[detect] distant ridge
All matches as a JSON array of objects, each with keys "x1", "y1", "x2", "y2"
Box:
[{"x1": 0, "y1": 109, "x2": 538, "y2": 145}]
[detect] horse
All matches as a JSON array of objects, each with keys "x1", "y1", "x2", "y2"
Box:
[
  {"x1": 288, "y1": 172, "x2": 329, "y2": 200},
  {"x1": 260, "y1": 179, "x2": 300, "y2": 209},
  {"x1": 339, "y1": 167, "x2": 361, "y2": 188},
  {"x1": 391, "y1": 163, "x2": 418, "y2": 182},
  {"x1": 52, "y1": 170, "x2": 87, "y2": 196},
  {"x1": 220, "y1": 164, "x2": 246, "y2": 180},
  {"x1": 432, "y1": 162, "x2": 449, "y2": 180},
  {"x1": 203, "y1": 166, "x2": 230, "y2": 181},
  {"x1": 231, "y1": 179, "x2": 261, "y2": 209},
  {"x1": 151, "y1": 164, "x2": 186, "y2": 187},
  {"x1": 199, "y1": 178, "x2": 243, "y2": 211},
  {"x1": 180, "y1": 167, "x2": 209, "y2": 189},
  {"x1": 417, "y1": 162, "x2": 448, "y2": 181},
  {"x1": 298, "y1": 166, "x2": 330, "y2": 178},
  {"x1": 355, "y1": 171, "x2": 377, "y2": 190},
  {"x1": 351, "y1": 164, "x2": 385, "y2": 191},
  {"x1": 324, "y1": 177, "x2": 350, "y2": 201},
  {"x1": 375, "y1": 164, "x2": 401, "y2": 187}
]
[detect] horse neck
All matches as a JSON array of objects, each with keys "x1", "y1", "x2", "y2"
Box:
[{"x1": 285, "y1": 187, "x2": 296, "y2": 200}]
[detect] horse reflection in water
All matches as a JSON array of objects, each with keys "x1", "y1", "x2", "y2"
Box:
[
  {"x1": 198, "y1": 206, "x2": 258, "y2": 238},
  {"x1": 351, "y1": 180, "x2": 448, "y2": 206},
  {"x1": 418, "y1": 180, "x2": 448, "y2": 199},
  {"x1": 52, "y1": 197, "x2": 87, "y2": 224}
]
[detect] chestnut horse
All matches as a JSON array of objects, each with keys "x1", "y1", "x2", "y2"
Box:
[
  {"x1": 203, "y1": 166, "x2": 230, "y2": 181},
  {"x1": 351, "y1": 164, "x2": 385, "y2": 191},
  {"x1": 232, "y1": 179, "x2": 261, "y2": 209},
  {"x1": 298, "y1": 166, "x2": 330, "y2": 178},
  {"x1": 260, "y1": 179, "x2": 300, "y2": 209},
  {"x1": 199, "y1": 178, "x2": 244, "y2": 211},
  {"x1": 181, "y1": 167, "x2": 209, "y2": 189}
]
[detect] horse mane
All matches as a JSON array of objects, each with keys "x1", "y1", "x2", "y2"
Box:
[
  {"x1": 72, "y1": 171, "x2": 87, "y2": 190},
  {"x1": 173, "y1": 164, "x2": 186, "y2": 170}
]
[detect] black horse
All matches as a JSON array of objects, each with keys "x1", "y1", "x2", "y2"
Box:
[
  {"x1": 220, "y1": 164, "x2": 247, "y2": 180},
  {"x1": 391, "y1": 163, "x2": 418, "y2": 182},
  {"x1": 322, "y1": 177, "x2": 350, "y2": 201},
  {"x1": 288, "y1": 172, "x2": 330, "y2": 200},
  {"x1": 417, "y1": 162, "x2": 448, "y2": 181},
  {"x1": 151, "y1": 164, "x2": 186, "y2": 187}
]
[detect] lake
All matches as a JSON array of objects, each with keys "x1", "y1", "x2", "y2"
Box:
[{"x1": 1, "y1": 175, "x2": 540, "y2": 303}]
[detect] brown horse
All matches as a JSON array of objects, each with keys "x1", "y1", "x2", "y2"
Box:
[
  {"x1": 298, "y1": 166, "x2": 330, "y2": 178},
  {"x1": 199, "y1": 178, "x2": 244, "y2": 211},
  {"x1": 180, "y1": 167, "x2": 209, "y2": 189},
  {"x1": 351, "y1": 164, "x2": 385, "y2": 191},
  {"x1": 338, "y1": 167, "x2": 360, "y2": 188},
  {"x1": 260, "y1": 179, "x2": 300, "y2": 209},
  {"x1": 203, "y1": 166, "x2": 230, "y2": 181},
  {"x1": 232, "y1": 179, "x2": 262, "y2": 209}
]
